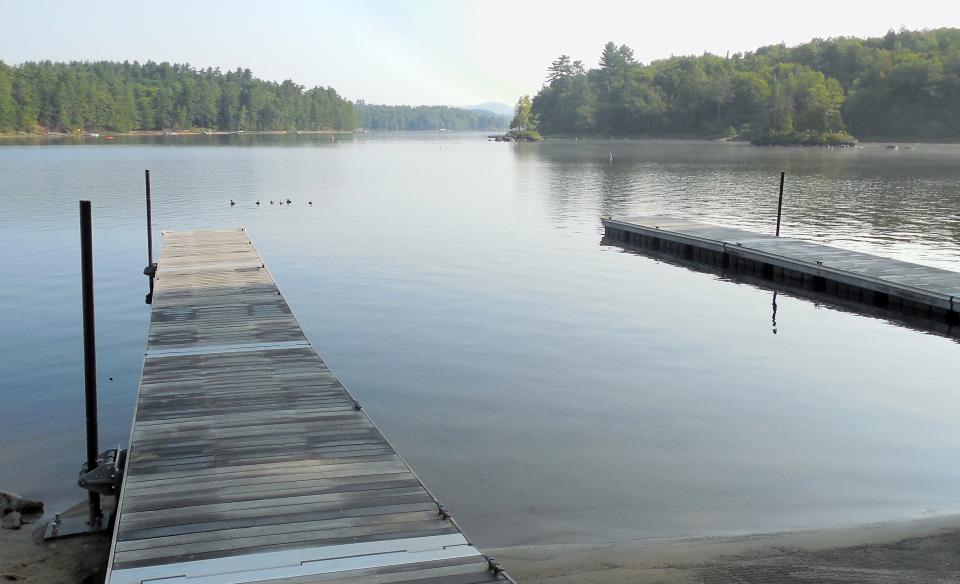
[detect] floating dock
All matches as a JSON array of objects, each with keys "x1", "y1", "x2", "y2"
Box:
[
  {"x1": 106, "y1": 230, "x2": 510, "y2": 584},
  {"x1": 603, "y1": 216, "x2": 960, "y2": 324}
]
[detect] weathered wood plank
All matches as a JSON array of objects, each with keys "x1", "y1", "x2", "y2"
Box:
[
  {"x1": 118, "y1": 502, "x2": 442, "y2": 542},
  {"x1": 112, "y1": 527, "x2": 462, "y2": 570},
  {"x1": 115, "y1": 510, "x2": 443, "y2": 550}
]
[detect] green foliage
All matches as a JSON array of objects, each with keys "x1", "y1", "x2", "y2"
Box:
[
  {"x1": 531, "y1": 28, "x2": 960, "y2": 142},
  {"x1": 0, "y1": 61, "x2": 359, "y2": 133},
  {"x1": 546, "y1": 55, "x2": 585, "y2": 82},
  {"x1": 510, "y1": 95, "x2": 537, "y2": 131},
  {"x1": 354, "y1": 103, "x2": 509, "y2": 131},
  {"x1": 0, "y1": 62, "x2": 16, "y2": 129}
]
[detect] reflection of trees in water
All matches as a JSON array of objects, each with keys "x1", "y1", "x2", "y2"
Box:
[
  {"x1": 513, "y1": 140, "x2": 960, "y2": 269},
  {"x1": 510, "y1": 142, "x2": 635, "y2": 222}
]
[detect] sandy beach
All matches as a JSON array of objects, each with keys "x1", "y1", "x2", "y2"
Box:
[{"x1": 492, "y1": 515, "x2": 960, "y2": 583}]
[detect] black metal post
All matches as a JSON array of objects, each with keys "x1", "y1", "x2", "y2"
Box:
[
  {"x1": 776, "y1": 171, "x2": 785, "y2": 237},
  {"x1": 79, "y1": 200, "x2": 103, "y2": 526},
  {"x1": 145, "y1": 170, "x2": 154, "y2": 269},
  {"x1": 143, "y1": 170, "x2": 157, "y2": 303}
]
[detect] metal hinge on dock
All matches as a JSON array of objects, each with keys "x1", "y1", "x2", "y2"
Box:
[
  {"x1": 44, "y1": 447, "x2": 128, "y2": 540},
  {"x1": 78, "y1": 447, "x2": 127, "y2": 496}
]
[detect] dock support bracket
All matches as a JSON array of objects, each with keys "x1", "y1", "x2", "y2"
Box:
[
  {"x1": 43, "y1": 447, "x2": 126, "y2": 541},
  {"x1": 78, "y1": 447, "x2": 127, "y2": 496}
]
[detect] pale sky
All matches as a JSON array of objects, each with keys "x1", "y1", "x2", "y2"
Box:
[{"x1": 1, "y1": 0, "x2": 956, "y2": 107}]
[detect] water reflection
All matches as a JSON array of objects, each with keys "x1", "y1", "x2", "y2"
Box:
[
  {"x1": 523, "y1": 139, "x2": 960, "y2": 270},
  {"x1": 772, "y1": 290, "x2": 779, "y2": 335},
  {"x1": 601, "y1": 235, "x2": 959, "y2": 343}
]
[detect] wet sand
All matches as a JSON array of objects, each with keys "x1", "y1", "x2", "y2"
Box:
[{"x1": 492, "y1": 515, "x2": 960, "y2": 583}]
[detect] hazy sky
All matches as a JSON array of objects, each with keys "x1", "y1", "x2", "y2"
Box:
[{"x1": 2, "y1": 0, "x2": 956, "y2": 107}]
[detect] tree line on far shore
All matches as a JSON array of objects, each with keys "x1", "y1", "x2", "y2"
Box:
[
  {"x1": 0, "y1": 61, "x2": 359, "y2": 133},
  {"x1": 0, "y1": 60, "x2": 514, "y2": 135},
  {"x1": 355, "y1": 102, "x2": 509, "y2": 131},
  {"x1": 524, "y1": 28, "x2": 960, "y2": 143}
]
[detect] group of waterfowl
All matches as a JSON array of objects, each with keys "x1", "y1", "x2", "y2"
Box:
[{"x1": 229, "y1": 198, "x2": 313, "y2": 207}]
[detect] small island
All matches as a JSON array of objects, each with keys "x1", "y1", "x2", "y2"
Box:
[{"x1": 488, "y1": 96, "x2": 543, "y2": 142}]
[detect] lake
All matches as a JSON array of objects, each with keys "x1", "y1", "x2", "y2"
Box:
[{"x1": 1, "y1": 133, "x2": 959, "y2": 548}]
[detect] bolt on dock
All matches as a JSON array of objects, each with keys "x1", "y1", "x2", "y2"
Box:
[
  {"x1": 106, "y1": 229, "x2": 511, "y2": 584},
  {"x1": 603, "y1": 216, "x2": 960, "y2": 325}
]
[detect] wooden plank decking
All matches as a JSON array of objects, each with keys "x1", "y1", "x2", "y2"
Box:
[
  {"x1": 106, "y1": 230, "x2": 509, "y2": 584},
  {"x1": 603, "y1": 216, "x2": 960, "y2": 321}
]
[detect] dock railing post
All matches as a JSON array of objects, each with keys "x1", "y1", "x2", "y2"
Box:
[
  {"x1": 145, "y1": 170, "x2": 154, "y2": 269},
  {"x1": 143, "y1": 169, "x2": 157, "y2": 303},
  {"x1": 79, "y1": 200, "x2": 103, "y2": 527},
  {"x1": 776, "y1": 171, "x2": 785, "y2": 237}
]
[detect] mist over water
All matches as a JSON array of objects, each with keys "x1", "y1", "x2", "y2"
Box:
[{"x1": 1, "y1": 134, "x2": 959, "y2": 547}]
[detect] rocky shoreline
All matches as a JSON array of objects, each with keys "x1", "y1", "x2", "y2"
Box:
[
  {"x1": 0, "y1": 491, "x2": 43, "y2": 530},
  {"x1": 0, "y1": 492, "x2": 110, "y2": 584}
]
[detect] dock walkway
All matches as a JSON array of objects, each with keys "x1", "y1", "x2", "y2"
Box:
[
  {"x1": 603, "y1": 216, "x2": 960, "y2": 323},
  {"x1": 106, "y1": 230, "x2": 508, "y2": 584}
]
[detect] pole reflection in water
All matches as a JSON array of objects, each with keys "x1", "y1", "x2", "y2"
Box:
[{"x1": 772, "y1": 290, "x2": 779, "y2": 335}]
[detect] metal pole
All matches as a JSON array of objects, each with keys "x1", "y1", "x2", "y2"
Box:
[
  {"x1": 776, "y1": 171, "x2": 785, "y2": 237},
  {"x1": 145, "y1": 170, "x2": 154, "y2": 268},
  {"x1": 144, "y1": 170, "x2": 157, "y2": 304},
  {"x1": 79, "y1": 200, "x2": 103, "y2": 525}
]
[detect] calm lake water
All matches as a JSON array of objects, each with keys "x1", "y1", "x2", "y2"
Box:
[{"x1": 1, "y1": 133, "x2": 959, "y2": 547}]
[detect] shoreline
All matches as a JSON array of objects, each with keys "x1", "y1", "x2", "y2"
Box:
[
  {"x1": 492, "y1": 515, "x2": 960, "y2": 583},
  {"x1": 3, "y1": 501, "x2": 960, "y2": 583},
  {"x1": 0, "y1": 499, "x2": 112, "y2": 584},
  {"x1": 1, "y1": 131, "x2": 954, "y2": 144},
  {"x1": 0, "y1": 129, "x2": 355, "y2": 139}
]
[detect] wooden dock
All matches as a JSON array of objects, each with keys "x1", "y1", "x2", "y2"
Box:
[
  {"x1": 603, "y1": 216, "x2": 960, "y2": 324},
  {"x1": 106, "y1": 230, "x2": 510, "y2": 584}
]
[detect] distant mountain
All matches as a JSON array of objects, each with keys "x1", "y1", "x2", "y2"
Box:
[{"x1": 465, "y1": 102, "x2": 514, "y2": 117}]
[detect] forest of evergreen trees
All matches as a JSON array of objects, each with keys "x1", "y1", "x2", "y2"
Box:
[
  {"x1": 355, "y1": 103, "x2": 509, "y2": 131},
  {"x1": 3, "y1": 28, "x2": 957, "y2": 141},
  {"x1": 0, "y1": 60, "x2": 513, "y2": 134},
  {"x1": 0, "y1": 61, "x2": 358, "y2": 133},
  {"x1": 530, "y1": 28, "x2": 960, "y2": 143}
]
